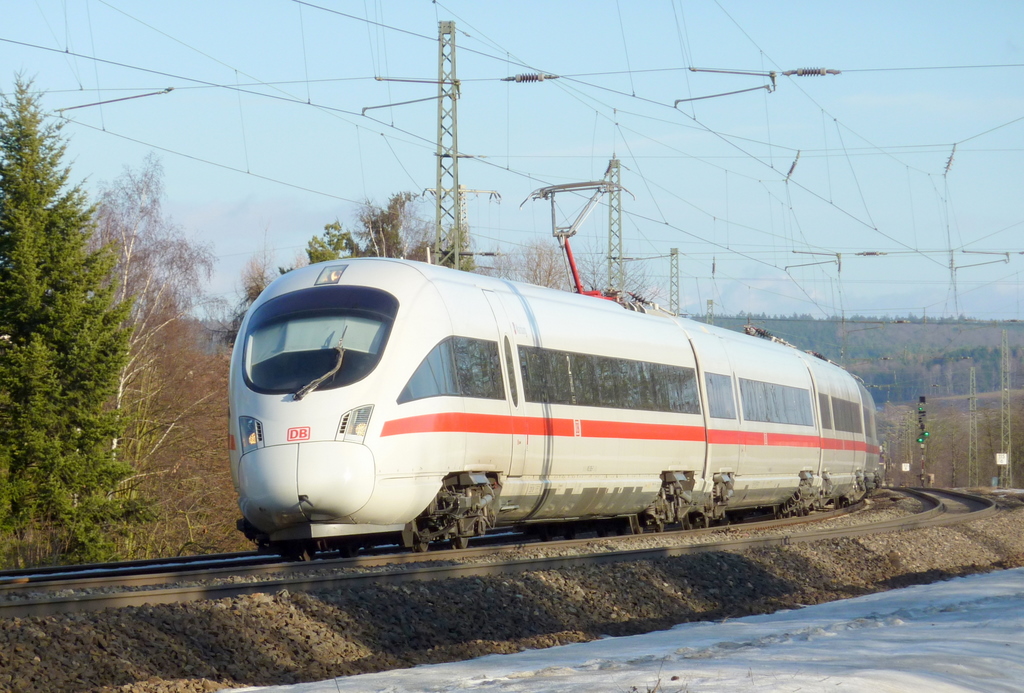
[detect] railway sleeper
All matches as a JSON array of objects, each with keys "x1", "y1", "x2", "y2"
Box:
[{"x1": 402, "y1": 472, "x2": 499, "y2": 552}]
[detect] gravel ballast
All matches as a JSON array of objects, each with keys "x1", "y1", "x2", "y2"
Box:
[{"x1": 2, "y1": 490, "x2": 1023, "y2": 693}]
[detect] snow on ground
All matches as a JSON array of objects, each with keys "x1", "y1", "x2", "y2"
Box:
[{"x1": 234, "y1": 567, "x2": 1024, "y2": 693}]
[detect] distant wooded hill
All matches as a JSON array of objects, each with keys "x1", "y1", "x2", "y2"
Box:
[{"x1": 703, "y1": 314, "x2": 1024, "y2": 405}]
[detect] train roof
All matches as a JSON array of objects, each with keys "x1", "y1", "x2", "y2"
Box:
[{"x1": 255, "y1": 257, "x2": 860, "y2": 381}]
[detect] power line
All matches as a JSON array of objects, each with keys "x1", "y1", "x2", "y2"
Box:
[
  {"x1": 64, "y1": 118, "x2": 366, "y2": 205},
  {"x1": 7, "y1": 4, "x2": 1022, "y2": 320}
]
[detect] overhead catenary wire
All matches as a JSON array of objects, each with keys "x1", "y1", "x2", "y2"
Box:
[{"x1": 7, "y1": 3, "x2": 1022, "y2": 319}]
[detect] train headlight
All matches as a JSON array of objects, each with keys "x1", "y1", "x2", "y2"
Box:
[
  {"x1": 338, "y1": 405, "x2": 373, "y2": 444},
  {"x1": 314, "y1": 264, "x2": 347, "y2": 285},
  {"x1": 239, "y1": 416, "x2": 264, "y2": 454}
]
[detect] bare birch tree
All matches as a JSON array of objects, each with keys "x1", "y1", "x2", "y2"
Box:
[{"x1": 93, "y1": 155, "x2": 241, "y2": 556}]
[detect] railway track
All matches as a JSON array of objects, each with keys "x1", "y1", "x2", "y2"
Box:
[
  {"x1": 0, "y1": 501, "x2": 861, "y2": 593},
  {"x1": 0, "y1": 499, "x2": 862, "y2": 599},
  {"x1": 0, "y1": 488, "x2": 994, "y2": 619}
]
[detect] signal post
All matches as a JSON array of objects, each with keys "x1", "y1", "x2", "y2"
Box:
[{"x1": 917, "y1": 396, "x2": 932, "y2": 486}]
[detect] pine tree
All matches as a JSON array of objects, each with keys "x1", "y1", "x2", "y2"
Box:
[{"x1": 0, "y1": 77, "x2": 138, "y2": 566}]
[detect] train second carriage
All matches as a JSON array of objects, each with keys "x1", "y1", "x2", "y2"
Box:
[{"x1": 228, "y1": 258, "x2": 879, "y2": 556}]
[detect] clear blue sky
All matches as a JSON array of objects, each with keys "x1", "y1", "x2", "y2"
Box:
[{"x1": 3, "y1": 1, "x2": 1023, "y2": 320}]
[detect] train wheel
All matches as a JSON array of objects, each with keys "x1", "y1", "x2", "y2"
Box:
[
  {"x1": 411, "y1": 536, "x2": 430, "y2": 553},
  {"x1": 451, "y1": 535, "x2": 469, "y2": 550}
]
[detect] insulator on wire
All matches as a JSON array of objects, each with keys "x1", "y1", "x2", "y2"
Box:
[
  {"x1": 501, "y1": 73, "x2": 559, "y2": 83},
  {"x1": 783, "y1": 68, "x2": 841, "y2": 77},
  {"x1": 945, "y1": 143, "x2": 957, "y2": 174},
  {"x1": 786, "y1": 150, "x2": 801, "y2": 180}
]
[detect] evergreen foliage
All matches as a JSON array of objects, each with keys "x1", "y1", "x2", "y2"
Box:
[
  {"x1": 307, "y1": 221, "x2": 361, "y2": 263},
  {"x1": 311, "y1": 192, "x2": 435, "y2": 265},
  {"x1": 0, "y1": 78, "x2": 139, "y2": 565}
]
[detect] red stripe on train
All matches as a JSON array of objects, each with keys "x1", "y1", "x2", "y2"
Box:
[
  {"x1": 381, "y1": 413, "x2": 875, "y2": 452},
  {"x1": 380, "y1": 413, "x2": 703, "y2": 442},
  {"x1": 580, "y1": 419, "x2": 706, "y2": 442}
]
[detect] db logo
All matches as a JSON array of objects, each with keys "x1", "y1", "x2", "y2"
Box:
[{"x1": 287, "y1": 426, "x2": 311, "y2": 442}]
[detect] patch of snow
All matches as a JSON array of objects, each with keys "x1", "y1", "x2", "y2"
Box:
[{"x1": 233, "y1": 567, "x2": 1024, "y2": 693}]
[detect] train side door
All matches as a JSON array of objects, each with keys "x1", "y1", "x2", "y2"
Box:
[
  {"x1": 482, "y1": 290, "x2": 528, "y2": 477},
  {"x1": 688, "y1": 330, "x2": 740, "y2": 478},
  {"x1": 802, "y1": 361, "x2": 826, "y2": 479}
]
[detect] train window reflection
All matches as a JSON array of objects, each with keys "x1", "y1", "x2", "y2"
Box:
[
  {"x1": 242, "y1": 285, "x2": 398, "y2": 394},
  {"x1": 705, "y1": 372, "x2": 737, "y2": 419},
  {"x1": 250, "y1": 315, "x2": 384, "y2": 365},
  {"x1": 831, "y1": 397, "x2": 864, "y2": 434},
  {"x1": 504, "y1": 337, "x2": 519, "y2": 407},
  {"x1": 858, "y1": 383, "x2": 877, "y2": 440},
  {"x1": 246, "y1": 315, "x2": 387, "y2": 393},
  {"x1": 517, "y1": 345, "x2": 700, "y2": 414},
  {"x1": 818, "y1": 393, "x2": 833, "y2": 430},
  {"x1": 398, "y1": 337, "x2": 504, "y2": 403},
  {"x1": 739, "y1": 378, "x2": 814, "y2": 426}
]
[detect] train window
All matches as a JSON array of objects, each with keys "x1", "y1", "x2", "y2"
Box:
[
  {"x1": 862, "y1": 405, "x2": 876, "y2": 440},
  {"x1": 518, "y1": 345, "x2": 700, "y2": 414},
  {"x1": 705, "y1": 373, "x2": 737, "y2": 419},
  {"x1": 398, "y1": 339, "x2": 458, "y2": 402},
  {"x1": 453, "y1": 337, "x2": 504, "y2": 400},
  {"x1": 503, "y1": 337, "x2": 519, "y2": 407},
  {"x1": 243, "y1": 286, "x2": 397, "y2": 394},
  {"x1": 818, "y1": 393, "x2": 833, "y2": 430},
  {"x1": 517, "y1": 347, "x2": 574, "y2": 405},
  {"x1": 652, "y1": 362, "x2": 698, "y2": 413},
  {"x1": 738, "y1": 378, "x2": 814, "y2": 426},
  {"x1": 831, "y1": 397, "x2": 864, "y2": 434},
  {"x1": 398, "y1": 337, "x2": 504, "y2": 403},
  {"x1": 859, "y1": 383, "x2": 877, "y2": 440}
]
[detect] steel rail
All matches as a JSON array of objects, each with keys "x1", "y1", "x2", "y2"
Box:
[
  {"x1": 0, "y1": 551, "x2": 271, "y2": 585},
  {"x1": 0, "y1": 488, "x2": 990, "y2": 619}
]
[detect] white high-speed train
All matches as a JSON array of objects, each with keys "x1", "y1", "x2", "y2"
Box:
[{"x1": 228, "y1": 258, "x2": 879, "y2": 557}]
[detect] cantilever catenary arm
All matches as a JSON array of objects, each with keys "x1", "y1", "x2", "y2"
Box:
[{"x1": 521, "y1": 180, "x2": 633, "y2": 239}]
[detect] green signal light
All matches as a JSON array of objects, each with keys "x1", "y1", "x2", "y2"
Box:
[
  {"x1": 923, "y1": 431, "x2": 930, "y2": 438},
  {"x1": 917, "y1": 436, "x2": 925, "y2": 443}
]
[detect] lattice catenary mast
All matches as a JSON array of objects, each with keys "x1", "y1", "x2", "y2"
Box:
[
  {"x1": 434, "y1": 21, "x2": 462, "y2": 269},
  {"x1": 605, "y1": 158, "x2": 623, "y2": 294},
  {"x1": 669, "y1": 248, "x2": 679, "y2": 314}
]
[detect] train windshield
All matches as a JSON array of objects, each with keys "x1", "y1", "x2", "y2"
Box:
[{"x1": 242, "y1": 285, "x2": 398, "y2": 394}]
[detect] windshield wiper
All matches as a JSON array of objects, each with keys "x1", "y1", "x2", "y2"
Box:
[{"x1": 293, "y1": 328, "x2": 347, "y2": 401}]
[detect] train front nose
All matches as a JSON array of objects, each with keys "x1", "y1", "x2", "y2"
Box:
[{"x1": 237, "y1": 441, "x2": 375, "y2": 532}]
